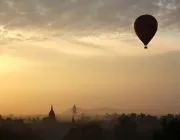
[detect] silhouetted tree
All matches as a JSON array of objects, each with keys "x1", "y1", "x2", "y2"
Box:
[
  {"x1": 0, "y1": 114, "x2": 2, "y2": 120},
  {"x1": 62, "y1": 122, "x2": 105, "y2": 140},
  {"x1": 114, "y1": 116, "x2": 137, "y2": 140},
  {"x1": 154, "y1": 118, "x2": 180, "y2": 140},
  {"x1": 63, "y1": 127, "x2": 81, "y2": 140},
  {"x1": 0, "y1": 127, "x2": 22, "y2": 140},
  {"x1": 81, "y1": 122, "x2": 104, "y2": 140}
]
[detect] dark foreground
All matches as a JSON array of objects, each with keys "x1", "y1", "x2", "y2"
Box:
[{"x1": 0, "y1": 114, "x2": 180, "y2": 140}]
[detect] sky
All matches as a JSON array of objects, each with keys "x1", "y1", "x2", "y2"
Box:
[{"x1": 0, "y1": 0, "x2": 180, "y2": 115}]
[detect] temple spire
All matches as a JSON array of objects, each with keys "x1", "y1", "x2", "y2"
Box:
[
  {"x1": 72, "y1": 104, "x2": 77, "y2": 124},
  {"x1": 49, "y1": 105, "x2": 56, "y2": 120}
]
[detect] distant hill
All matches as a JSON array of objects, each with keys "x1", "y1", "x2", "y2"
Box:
[{"x1": 61, "y1": 107, "x2": 120, "y2": 117}]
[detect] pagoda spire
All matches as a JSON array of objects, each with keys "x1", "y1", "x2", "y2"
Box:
[
  {"x1": 48, "y1": 104, "x2": 56, "y2": 120},
  {"x1": 72, "y1": 104, "x2": 77, "y2": 124}
]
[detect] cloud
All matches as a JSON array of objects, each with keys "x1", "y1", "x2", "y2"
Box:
[
  {"x1": 0, "y1": 0, "x2": 179, "y2": 59},
  {"x1": 3, "y1": 36, "x2": 116, "y2": 63},
  {"x1": 0, "y1": 0, "x2": 178, "y2": 32}
]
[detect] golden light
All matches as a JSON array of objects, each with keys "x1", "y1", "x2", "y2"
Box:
[{"x1": 0, "y1": 55, "x2": 25, "y2": 74}]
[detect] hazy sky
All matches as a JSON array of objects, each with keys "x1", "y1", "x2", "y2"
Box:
[{"x1": 0, "y1": 0, "x2": 180, "y2": 115}]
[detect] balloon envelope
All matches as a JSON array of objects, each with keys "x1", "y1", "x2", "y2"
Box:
[{"x1": 134, "y1": 14, "x2": 158, "y2": 49}]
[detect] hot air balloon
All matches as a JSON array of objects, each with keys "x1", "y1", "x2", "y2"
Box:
[{"x1": 134, "y1": 14, "x2": 158, "y2": 49}]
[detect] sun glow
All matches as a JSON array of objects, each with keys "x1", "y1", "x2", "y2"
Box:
[{"x1": 0, "y1": 55, "x2": 27, "y2": 74}]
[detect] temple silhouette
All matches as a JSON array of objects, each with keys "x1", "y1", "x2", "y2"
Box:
[
  {"x1": 49, "y1": 105, "x2": 56, "y2": 120},
  {"x1": 42, "y1": 105, "x2": 57, "y2": 122},
  {"x1": 43, "y1": 104, "x2": 78, "y2": 123}
]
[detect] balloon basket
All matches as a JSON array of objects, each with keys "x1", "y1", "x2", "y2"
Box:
[{"x1": 144, "y1": 46, "x2": 148, "y2": 49}]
